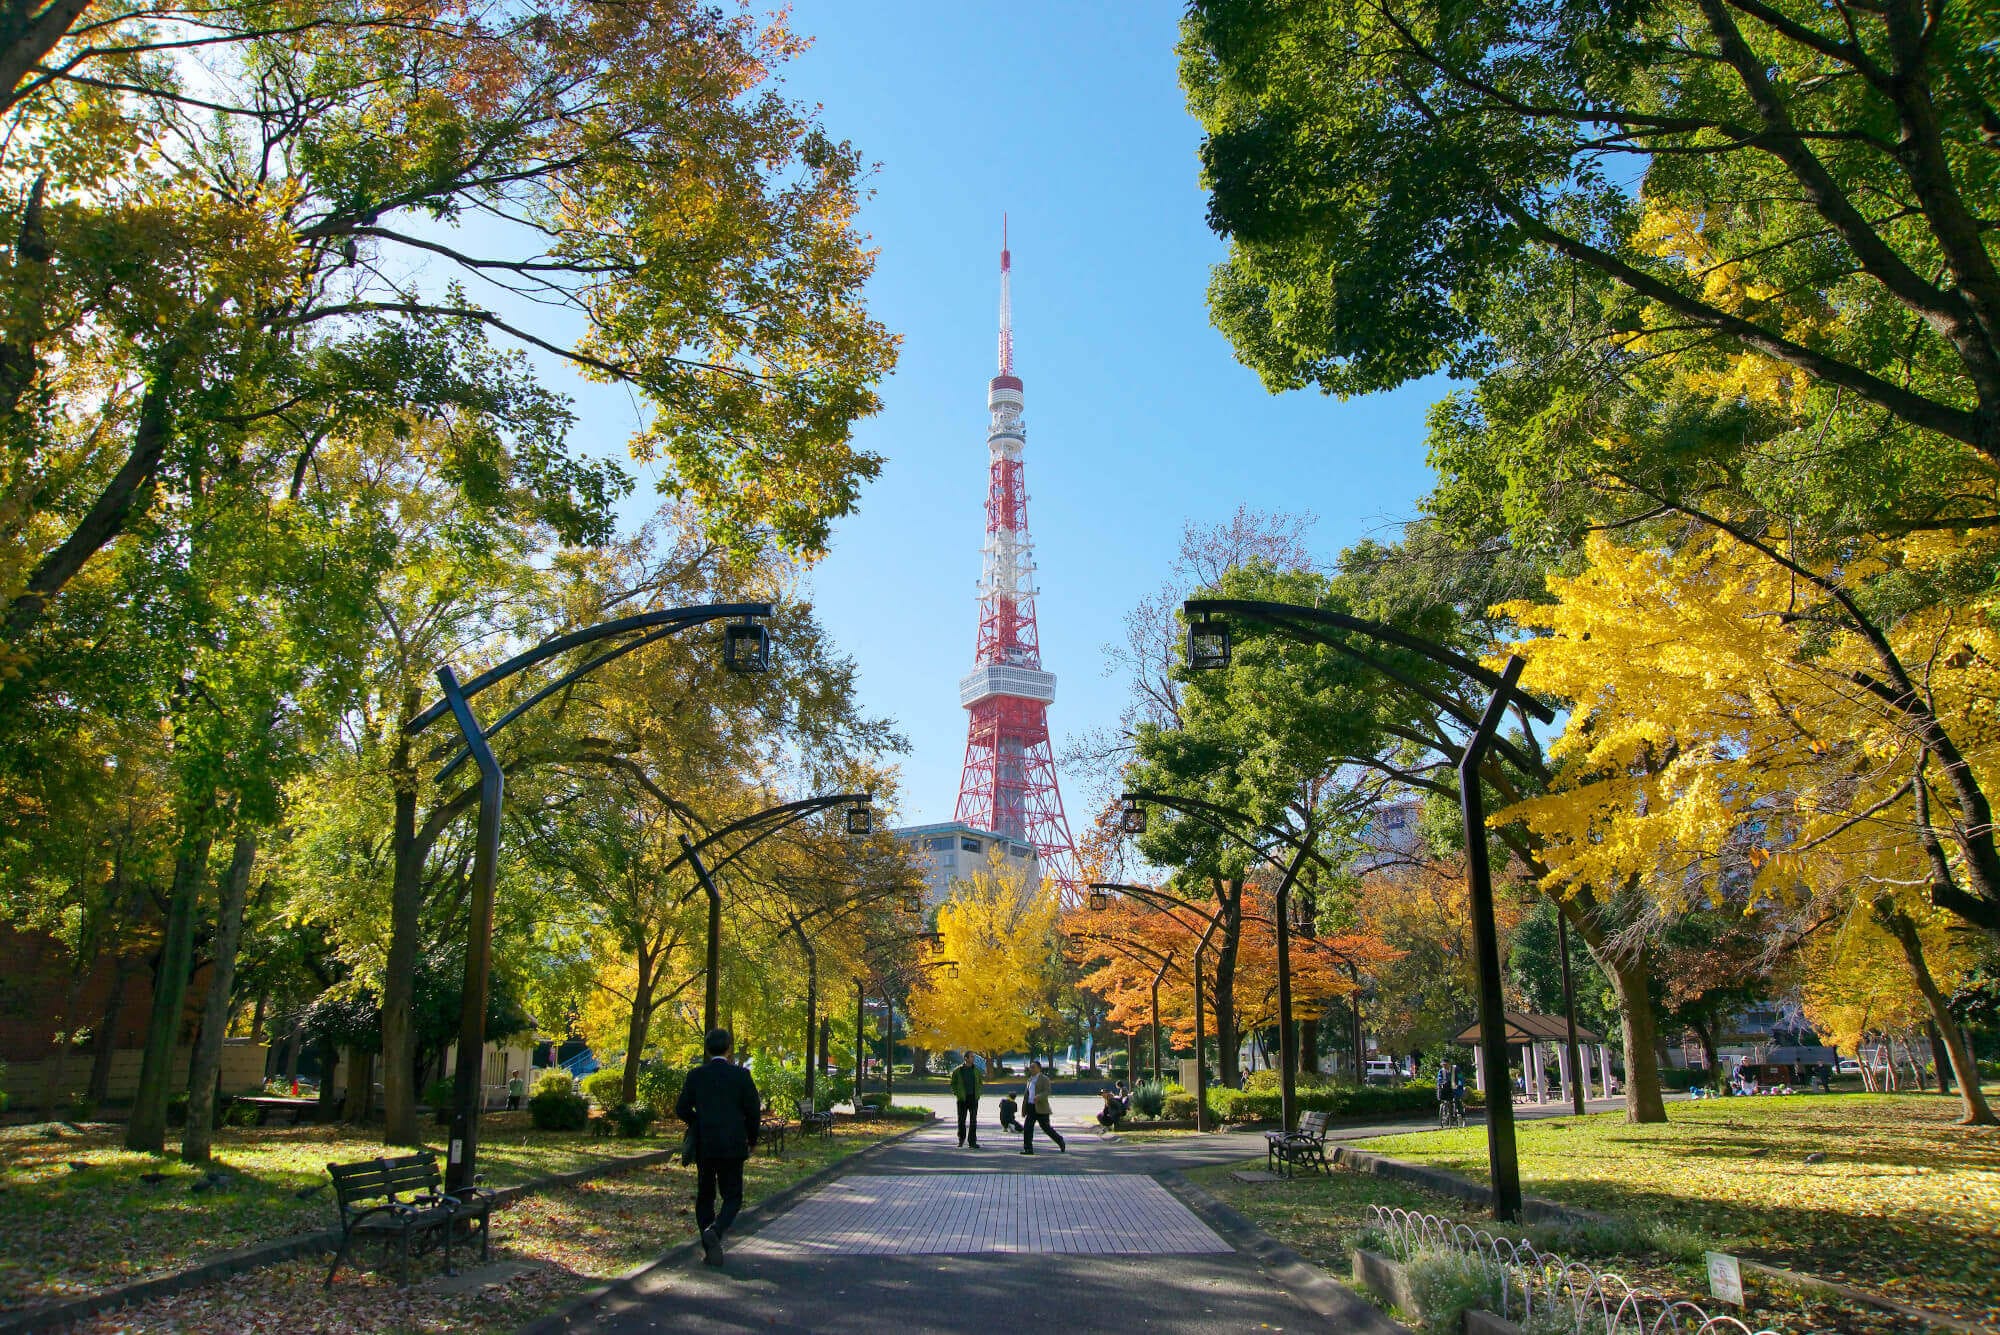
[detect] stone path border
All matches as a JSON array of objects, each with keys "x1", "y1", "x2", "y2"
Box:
[
  {"x1": 515, "y1": 1120, "x2": 933, "y2": 1334},
  {"x1": 1328, "y1": 1145, "x2": 1990, "y2": 1335},
  {"x1": 1157, "y1": 1170, "x2": 1410, "y2": 1335},
  {"x1": 2, "y1": 1141, "x2": 684, "y2": 1334}
]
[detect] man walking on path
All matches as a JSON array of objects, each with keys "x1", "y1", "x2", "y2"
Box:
[
  {"x1": 1019, "y1": 1059, "x2": 1065, "y2": 1155},
  {"x1": 675, "y1": 1028, "x2": 762, "y2": 1266},
  {"x1": 951, "y1": 1052, "x2": 982, "y2": 1148}
]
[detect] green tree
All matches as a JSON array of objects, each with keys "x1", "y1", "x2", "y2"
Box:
[{"x1": 1180, "y1": 0, "x2": 2000, "y2": 471}]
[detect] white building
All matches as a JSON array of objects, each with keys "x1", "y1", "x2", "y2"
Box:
[
  {"x1": 1354, "y1": 800, "x2": 1424, "y2": 872},
  {"x1": 892, "y1": 821, "x2": 1040, "y2": 906}
]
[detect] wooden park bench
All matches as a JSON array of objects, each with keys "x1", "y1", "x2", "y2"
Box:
[
  {"x1": 799, "y1": 1107, "x2": 835, "y2": 1138},
  {"x1": 323, "y1": 1152, "x2": 493, "y2": 1287},
  {"x1": 758, "y1": 1111, "x2": 789, "y2": 1157},
  {"x1": 1265, "y1": 1109, "x2": 1332, "y2": 1178}
]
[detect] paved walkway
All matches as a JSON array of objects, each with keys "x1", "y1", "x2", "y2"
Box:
[
  {"x1": 738, "y1": 1174, "x2": 1230, "y2": 1256},
  {"x1": 577, "y1": 1115, "x2": 1339, "y2": 1333}
]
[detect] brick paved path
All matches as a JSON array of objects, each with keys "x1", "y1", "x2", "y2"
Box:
[{"x1": 735, "y1": 1172, "x2": 1230, "y2": 1257}]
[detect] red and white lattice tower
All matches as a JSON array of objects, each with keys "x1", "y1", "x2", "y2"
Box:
[{"x1": 953, "y1": 221, "x2": 1079, "y2": 895}]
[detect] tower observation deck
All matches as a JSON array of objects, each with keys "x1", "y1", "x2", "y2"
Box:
[{"x1": 952, "y1": 222, "x2": 1078, "y2": 894}]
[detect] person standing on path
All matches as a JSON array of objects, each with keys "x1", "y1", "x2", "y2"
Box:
[
  {"x1": 506, "y1": 1070, "x2": 524, "y2": 1111},
  {"x1": 674, "y1": 1027, "x2": 762, "y2": 1266},
  {"x1": 1019, "y1": 1060, "x2": 1065, "y2": 1155},
  {"x1": 951, "y1": 1052, "x2": 982, "y2": 1148}
]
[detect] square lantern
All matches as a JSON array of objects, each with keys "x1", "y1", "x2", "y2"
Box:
[
  {"x1": 902, "y1": 891, "x2": 923, "y2": 915},
  {"x1": 1088, "y1": 887, "x2": 1111, "y2": 912},
  {"x1": 1118, "y1": 798, "x2": 1148, "y2": 835},
  {"x1": 929, "y1": 934, "x2": 946, "y2": 956},
  {"x1": 1187, "y1": 616, "x2": 1231, "y2": 671},
  {"x1": 845, "y1": 802, "x2": 873, "y2": 836},
  {"x1": 722, "y1": 620, "x2": 771, "y2": 673},
  {"x1": 947, "y1": 964, "x2": 960, "y2": 980}
]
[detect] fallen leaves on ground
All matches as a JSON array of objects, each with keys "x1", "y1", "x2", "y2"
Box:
[
  {"x1": 0, "y1": 1116, "x2": 883, "y2": 1317},
  {"x1": 41, "y1": 1125, "x2": 891, "y2": 1333},
  {"x1": 1355, "y1": 1092, "x2": 2000, "y2": 1330}
]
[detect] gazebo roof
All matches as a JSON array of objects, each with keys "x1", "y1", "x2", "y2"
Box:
[{"x1": 1452, "y1": 1010, "x2": 1603, "y2": 1046}]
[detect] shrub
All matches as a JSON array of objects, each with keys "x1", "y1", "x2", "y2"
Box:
[
  {"x1": 1655, "y1": 1067, "x2": 1703, "y2": 1092},
  {"x1": 812, "y1": 1071, "x2": 854, "y2": 1112},
  {"x1": 528, "y1": 1071, "x2": 589, "y2": 1131},
  {"x1": 1343, "y1": 1223, "x2": 1389, "y2": 1256},
  {"x1": 1130, "y1": 1081, "x2": 1167, "y2": 1118},
  {"x1": 635, "y1": 1060, "x2": 687, "y2": 1119},
  {"x1": 423, "y1": 1078, "x2": 455, "y2": 1124},
  {"x1": 1209, "y1": 1081, "x2": 1444, "y2": 1124},
  {"x1": 165, "y1": 1091, "x2": 189, "y2": 1127},
  {"x1": 582, "y1": 1068, "x2": 626, "y2": 1108},
  {"x1": 748, "y1": 1053, "x2": 806, "y2": 1116},
  {"x1": 610, "y1": 1101, "x2": 655, "y2": 1137},
  {"x1": 1404, "y1": 1248, "x2": 1505, "y2": 1330},
  {"x1": 66, "y1": 1093, "x2": 97, "y2": 1122},
  {"x1": 1163, "y1": 1090, "x2": 1198, "y2": 1120},
  {"x1": 1243, "y1": 1069, "x2": 1284, "y2": 1094}
]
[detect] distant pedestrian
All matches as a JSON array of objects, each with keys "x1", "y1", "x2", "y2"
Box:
[
  {"x1": 998, "y1": 1094, "x2": 1020, "y2": 1132},
  {"x1": 951, "y1": 1052, "x2": 982, "y2": 1148},
  {"x1": 675, "y1": 1028, "x2": 762, "y2": 1267},
  {"x1": 1020, "y1": 1060, "x2": 1066, "y2": 1155},
  {"x1": 506, "y1": 1070, "x2": 524, "y2": 1111}
]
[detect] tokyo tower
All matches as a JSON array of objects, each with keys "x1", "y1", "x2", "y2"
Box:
[{"x1": 953, "y1": 221, "x2": 1079, "y2": 894}]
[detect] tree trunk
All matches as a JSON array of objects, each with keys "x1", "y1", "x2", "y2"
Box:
[
  {"x1": 1301, "y1": 1018, "x2": 1320, "y2": 1076},
  {"x1": 87, "y1": 959, "x2": 133, "y2": 1105},
  {"x1": 1602, "y1": 947, "x2": 1668, "y2": 1123},
  {"x1": 182, "y1": 830, "x2": 256, "y2": 1164},
  {"x1": 342, "y1": 1047, "x2": 373, "y2": 1123},
  {"x1": 317, "y1": 1041, "x2": 339, "y2": 1114},
  {"x1": 1882, "y1": 909, "x2": 1995, "y2": 1124},
  {"x1": 1213, "y1": 882, "x2": 1243, "y2": 1088},
  {"x1": 126, "y1": 805, "x2": 216, "y2": 1152},
  {"x1": 621, "y1": 952, "x2": 653, "y2": 1105},
  {"x1": 1927, "y1": 1020, "x2": 1952, "y2": 1095},
  {"x1": 380, "y1": 718, "x2": 424, "y2": 1147}
]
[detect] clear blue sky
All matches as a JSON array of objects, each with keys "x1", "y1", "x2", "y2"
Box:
[{"x1": 608, "y1": 5, "x2": 1446, "y2": 826}]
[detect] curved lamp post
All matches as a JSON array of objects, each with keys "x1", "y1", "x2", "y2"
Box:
[
  {"x1": 1087, "y1": 881, "x2": 1231, "y2": 1130},
  {"x1": 406, "y1": 601, "x2": 773, "y2": 1193},
  {"x1": 854, "y1": 932, "x2": 945, "y2": 1102},
  {"x1": 862, "y1": 951, "x2": 957, "y2": 1105},
  {"x1": 1117, "y1": 789, "x2": 1328, "y2": 1134},
  {"x1": 1076, "y1": 932, "x2": 1179, "y2": 1087},
  {"x1": 1182, "y1": 597, "x2": 1556, "y2": 1221},
  {"x1": 777, "y1": 871, "x2": 914, "y2": 1112},
  {"x1": 666, "y1": 792, "x2": 874, "y2": 1036}
]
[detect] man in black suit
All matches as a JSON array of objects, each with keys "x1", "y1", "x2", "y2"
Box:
[{"x1": 675, "y1": 1027, "x2": 762, "y2": 1265}]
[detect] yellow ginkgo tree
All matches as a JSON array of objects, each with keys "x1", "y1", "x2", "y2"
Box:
[
  {"x1": 1495, "y1": 525, "x2": 1997, "y2": 1123},
  {"x1": 904, "y1": 853, "x2": 1061, "y2": 1064}
]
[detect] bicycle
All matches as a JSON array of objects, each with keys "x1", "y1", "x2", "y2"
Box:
[{"x1": 1437, "y1": 1097, "x2": 1465, "y2": 1130}]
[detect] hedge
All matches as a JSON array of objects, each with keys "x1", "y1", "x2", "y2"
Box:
[{"x1": 1207, "y1": 1082, "x2": 1442, "y2": 1123}]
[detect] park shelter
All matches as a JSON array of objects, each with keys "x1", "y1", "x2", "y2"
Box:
[{"x1": 1453, "y1": 1010, "x2": 1612, "y2": 1105}]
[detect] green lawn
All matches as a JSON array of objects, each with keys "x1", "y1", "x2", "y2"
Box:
[
  {"x1": 1356, "y1": 1092, "x2": 2000, "y2": 1329},
  {"x1": 57, "y1": 1122, "x2": 897, "y2": 1333},
  {"x1": 0, "y1": 1113, "x2": 691, "y2": 1309}
]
